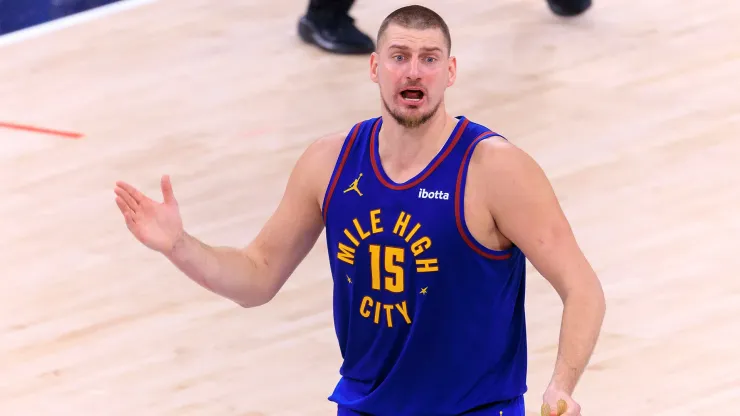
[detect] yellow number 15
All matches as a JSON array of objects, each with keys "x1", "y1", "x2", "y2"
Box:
[{"x1": 369, "y1": 244, "x2": 405, "y2": 293}]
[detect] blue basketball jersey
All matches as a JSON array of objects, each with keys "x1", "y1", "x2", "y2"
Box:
[{"x1": 321, "y1": 116, "x2": 528, "y2": 416}]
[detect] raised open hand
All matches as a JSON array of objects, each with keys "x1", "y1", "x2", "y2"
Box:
[{"x1": 114, "y1": 175, "x2": 184, "y2": 254}]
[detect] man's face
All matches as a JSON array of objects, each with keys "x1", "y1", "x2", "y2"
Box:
[{"x1": 370, "y1": 24, "x2": 456, "y2": 129}]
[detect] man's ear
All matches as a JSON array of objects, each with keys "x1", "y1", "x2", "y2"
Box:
[
  {"x1": 370, "y1": 52, "x2": 379, "y2": 84},
  {"x1": 447, "y1": 55, "x2": 457, "y2": 87}
]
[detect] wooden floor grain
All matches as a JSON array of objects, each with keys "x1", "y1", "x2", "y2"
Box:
[{"x1": 1, "y1": 0, "x2": 738, "y2": 414}]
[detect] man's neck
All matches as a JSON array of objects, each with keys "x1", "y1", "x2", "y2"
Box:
[{"x1": 377, "y1": 109, "x2": 459, "y2": 183}]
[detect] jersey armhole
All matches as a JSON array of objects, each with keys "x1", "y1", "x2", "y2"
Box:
[
  {"x1": 321, "y1": 122, "x2": 362, "y2": 225},
  {"x1": 454, "y1": 132, "x2": 515, "y2": 260}
]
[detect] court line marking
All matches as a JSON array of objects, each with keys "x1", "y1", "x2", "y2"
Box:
[
  {"x1": 0, "y1": 0, "x2": 160, "y2": 48},
  {"x1": 0, "y1": 121, "x2": 84, "y2": 139}
]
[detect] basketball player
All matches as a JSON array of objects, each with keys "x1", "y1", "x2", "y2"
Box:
[{"x1": 115, "y1": 5, "x2": 605, "y2": 415}]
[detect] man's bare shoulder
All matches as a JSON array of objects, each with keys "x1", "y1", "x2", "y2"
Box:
[
  {"x1": 293, "y1": 128, "x2": 353, "y2": 204},
  {"x1": 467, "y1": 135, "x2": 561, "y2": 225},
  {"x1": 468, "y1": 134, "x2": 568, "y2": 250},
  {"x1": 469, "y1": 135, "x2": 526, "y2": 167},
  {"x1": 303, "y1": 129, "x2": 350, "y2": 166},
  {"x1": 468, "y1": 136, "x2": 547, "y2": 187}
]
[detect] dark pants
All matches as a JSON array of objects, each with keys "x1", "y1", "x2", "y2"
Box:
[{"x1": 307, "y1": 0, "x2": 356, "y2": 24}]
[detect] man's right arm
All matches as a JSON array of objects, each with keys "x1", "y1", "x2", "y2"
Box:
[{"x1": 162, "y1": 132, "x2": 346, "y2": 307}]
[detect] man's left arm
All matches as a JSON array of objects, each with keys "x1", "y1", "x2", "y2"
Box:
[{"x1": 477, "y1": 139, "x2": 606, "y2": 400}]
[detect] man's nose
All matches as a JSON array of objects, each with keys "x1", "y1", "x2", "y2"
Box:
[{"x1": 405, "y1": 58, "x2": 421, "y2": 79}]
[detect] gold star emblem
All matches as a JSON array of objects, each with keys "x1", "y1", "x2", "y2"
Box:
[{"x1": 420, "y1": 287, "x2": 428, "y2": 295}]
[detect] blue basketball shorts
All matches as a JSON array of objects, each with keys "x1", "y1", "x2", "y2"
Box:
[{"x1": 337, "y1": 395, "x2": 525, "y2": 416}]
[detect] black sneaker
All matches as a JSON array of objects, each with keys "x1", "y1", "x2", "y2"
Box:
[
  {"x1": 547, "y1": 0, "x2": 592, "y2": 16},
  {"x1": 298, "y1": 13, "x2": 375, "y2": 55}
]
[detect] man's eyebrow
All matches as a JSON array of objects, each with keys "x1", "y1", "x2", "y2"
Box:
[{"x1": 388, "y1": 44, "x2": 443, "y2": 53}]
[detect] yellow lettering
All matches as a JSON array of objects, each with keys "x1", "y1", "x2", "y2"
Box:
[
  {"x1": 410, "y1": 236, "x2": 431, "y2": 256},
  {"x1": 353, "y1": 218, "x2": 371, "y2": 240},
  {"x1": 384, "y1": 246, "x2": 404, "y2": 293},
  {"x1": 337, "y1": 243, "x2": 356, "y2": 265},
  {"x1": 369, "y1": 244, "x2": 381, "y2": 290},
  {"x1": 343, "y1": 229, "x2": 360, "y2": 246},
  {"x1": 369, "y1": 244, "x2": 405, "y2": 293},
  {"x1": 360, "y1": 296, "x2": 373, "y2": 318},
  {"x1": 393, "y1": 212, "x2": 411, "y2": 237},
  {"x1": 404, "y1": 223, "x2": 421, "y2": 243},
  {"x1": 416, "y1": 258, "x2": 439, "y2": 272},
  {"x1": 383, "y1": 304, "x2": 394, "y2": 327},
  {"x1": 395, "y1": 301, "x2": 412, "y2": 324},
  {"x1": 370, "y1": 209, "x2": 383, "y2": 233},
  {"x1": 359, "y1": 297, "x2": 413, "y2": 327},
  {"x1": 351, "y1": 210, "x2": 445, "y2": 329}
]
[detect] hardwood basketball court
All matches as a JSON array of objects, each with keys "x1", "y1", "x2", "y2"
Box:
[{"x1": 0, "y1": 0, "x2": 738, "y2": 414}]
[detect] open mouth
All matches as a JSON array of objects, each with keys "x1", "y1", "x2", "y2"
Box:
[{"x1": 400, "y1": 88, "x2": 425, "y2": 103}]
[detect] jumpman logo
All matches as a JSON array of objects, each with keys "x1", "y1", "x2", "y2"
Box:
[{"x1": 344, "y1": 173, "x2": 363, "y2": 196}]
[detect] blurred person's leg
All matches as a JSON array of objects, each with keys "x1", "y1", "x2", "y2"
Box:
[
  {"x1": 547, "y1": 0, "x2": 592, "y2": 16},
  {"x1": 298, "y1": 0, "x2": 374, "y2": 55}
]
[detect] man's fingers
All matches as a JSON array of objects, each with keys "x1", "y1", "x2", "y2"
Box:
[
  {"x1": 115, "y1": 181, "x2": 148, "y2": 204},
  {"x1": 115, "y1": 196, "x2": 138, "y2": 225},
  {"x1": 115, "y1": 196, "x2": 130, "y2": 215},
  {"x1": 123, "y1": 211, "x2": 137, "y2": 227},
  {"x1": 115, "y1": 187, "x2": 139, "y2": 212},
  {"x1": 160, "y1": 174, "x2": 176, "y2": 205}
]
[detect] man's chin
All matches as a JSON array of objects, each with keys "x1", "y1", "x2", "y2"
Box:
[
  {"x1": 382, "y1": 96, "x2": 440, "y2": 129},
  {"x1": 390, "y1": 112, "x2": 431, "y2": 129}
]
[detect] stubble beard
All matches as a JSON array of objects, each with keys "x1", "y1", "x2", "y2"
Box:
[{"x1": 382, "y1": 94, "x2": 441, "y2": 129}]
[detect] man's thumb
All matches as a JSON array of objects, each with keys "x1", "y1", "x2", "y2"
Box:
[{"x1": 161, "y1": 174, "x2": 177, "y2": 204}]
